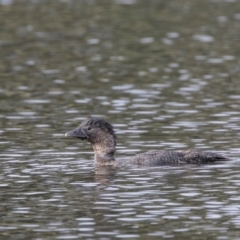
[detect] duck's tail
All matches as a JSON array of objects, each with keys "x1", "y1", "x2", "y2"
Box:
[{"x1": 182, "y1": 150, "x2": 228, "y2": 164}]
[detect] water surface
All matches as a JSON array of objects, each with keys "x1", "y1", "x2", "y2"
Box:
[{"x1": 1, "y1": 0, "x2": 240, "y2": 239}]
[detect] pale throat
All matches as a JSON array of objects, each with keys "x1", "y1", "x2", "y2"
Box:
[
  {"x1": 93, "y1": 144, "x2": 115, "y2": 158},
  {"x1": 88, "y1": 132, "x2": 116, "y2": 164},
  {"x1": 92, "y1": 140, "x2": 116, "y2": 164}
]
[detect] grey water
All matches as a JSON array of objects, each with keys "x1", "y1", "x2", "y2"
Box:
[{"x1": 1, "y1": 0, "x2": 240, "y2": 239}]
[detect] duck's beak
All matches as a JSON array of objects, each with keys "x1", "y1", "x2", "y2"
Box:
[{"x1": 65, "y1": 126, "x2": 87, "y2": 140}]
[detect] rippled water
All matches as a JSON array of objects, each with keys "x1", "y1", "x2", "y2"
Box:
[{"x1": 1, "y1": 0, "x2": 240, "y2": 239}]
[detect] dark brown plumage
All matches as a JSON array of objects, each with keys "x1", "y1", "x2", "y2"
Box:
[{"x1": 65, "y1": 117, "x2": 228, "y2": 166}]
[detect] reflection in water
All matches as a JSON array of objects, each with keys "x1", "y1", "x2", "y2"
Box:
[
  {"x1": 1, "y1": 0, "x2": 240, "y2": 239},
  {"x1": 94, "y1": 166, "x2": 118, "y2": 186}
]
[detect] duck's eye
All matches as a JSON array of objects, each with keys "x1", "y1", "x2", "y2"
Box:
[{"x1": 87, "y1": 127, "x2": 91, "y2": 131}]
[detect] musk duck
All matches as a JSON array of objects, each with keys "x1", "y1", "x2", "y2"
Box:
[{"x1": 65, "y1": 118, "x2": 228, "y2": 166}]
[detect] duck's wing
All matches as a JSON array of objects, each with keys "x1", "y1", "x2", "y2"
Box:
[
  {"x1": 118, "y1": 150, "x2": 228, "y2": 166},
  {"x1": 122, "y1": 150, "x2": 185, "y2": 166}
]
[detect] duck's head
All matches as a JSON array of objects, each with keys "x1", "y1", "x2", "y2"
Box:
[{"x1": 65, "y1": 117, "x2": 116, "y2": 150}]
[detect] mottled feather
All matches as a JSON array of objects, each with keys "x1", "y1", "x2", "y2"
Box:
[{"x1": 116, "y1": 150, "x2": 227, "y2": 166}]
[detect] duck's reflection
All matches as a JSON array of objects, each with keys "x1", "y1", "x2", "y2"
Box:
[{"x1": 94, "y1": 165, "x2": 118, "y2": 186}]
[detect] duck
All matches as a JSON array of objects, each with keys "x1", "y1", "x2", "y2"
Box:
[{"x1": 65, "y1": 117, "x2": 228, "y2": 166}]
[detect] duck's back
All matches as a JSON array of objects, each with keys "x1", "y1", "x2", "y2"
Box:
[{"x1": 117, "y1": 150, "x2": 227, "y2": 166}]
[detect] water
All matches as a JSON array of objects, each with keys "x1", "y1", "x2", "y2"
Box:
[{"x1": 1, "y1": 0, "x2": 240, "y2": 239}]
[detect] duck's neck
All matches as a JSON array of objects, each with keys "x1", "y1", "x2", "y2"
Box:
[
  {"x1": 94, "y1": 150, "x2": 116, "y2": 165},
  {"x1": 91, "y1": 135, "x2": 116, "y2": 166}
]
